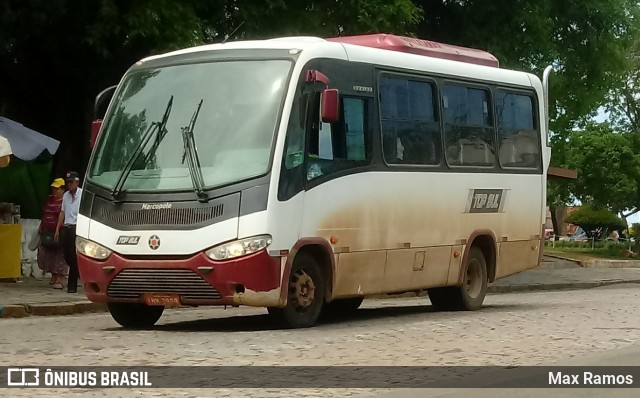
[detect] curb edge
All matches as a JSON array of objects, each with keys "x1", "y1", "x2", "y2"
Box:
[{"x1": 1, "y1": 302, "x2": 107, "y2": 319}]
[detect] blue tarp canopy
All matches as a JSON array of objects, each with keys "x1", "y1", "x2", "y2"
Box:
[
  {"x1": 0, "y1": 117, "x2": 60, "y2": 219},
  {"x1": 0, "y1": 117, "x2": 59, "y2": 160}
]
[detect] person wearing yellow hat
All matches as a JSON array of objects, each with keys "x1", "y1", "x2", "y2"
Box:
[
  {"x1": 36, "y1": 178, "x2": 68, "y2": 289},
  {"x1": 50, "y1": 178, "x2": 65, "y2": 189}
]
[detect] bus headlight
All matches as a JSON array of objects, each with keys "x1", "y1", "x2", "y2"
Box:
[
  {"x1": 76, "y1": 237, "x2": 112, "y2": 260},
  {"x1": 205, "y1": 235, "x2": 272, "y2": 261}
]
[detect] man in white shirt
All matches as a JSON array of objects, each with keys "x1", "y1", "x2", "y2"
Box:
[{"x1": 55, "y1": 171, "x2": 83, "y2": 293}]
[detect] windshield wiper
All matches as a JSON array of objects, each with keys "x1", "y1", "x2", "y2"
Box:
[
  {"x1": 181, "y1": 99, "x2": 208, "y2": 202},
  {"x1": 111, "y1": 96, "x2": 173, "y2": 198}
]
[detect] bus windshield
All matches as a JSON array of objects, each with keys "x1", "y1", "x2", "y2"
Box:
[{"x1": 88, "y1": 59, "x2": 292, "y2": 192}]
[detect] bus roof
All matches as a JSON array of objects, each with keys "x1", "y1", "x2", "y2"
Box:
[
  {"x1": 138, "y1": 35, "x2": 536, "y2": 88},
  {"x1": 141, "y1": 35, "x2": 499, "y2": 67},
  {"x1": 325, "y1": 34, "x2": 500, "y2": 68}
]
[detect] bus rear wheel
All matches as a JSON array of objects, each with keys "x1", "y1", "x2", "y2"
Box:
[
  {"x1": 428, "y1": 246, "x2": 488, "y2": 311},
  {"x1": 107, "y1": 302, "x2": 164, "y2": 329},
  {"x1": 268, "y1": 252, "x2": 325, "y2": 328}
]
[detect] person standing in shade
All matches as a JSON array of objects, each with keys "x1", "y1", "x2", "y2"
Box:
[
  {"x1": 54, "y1": 171, "x2": 83, "y2": 293},
  {"x1": 37, "y1": 178, "x2": 68, "y2": 289}
]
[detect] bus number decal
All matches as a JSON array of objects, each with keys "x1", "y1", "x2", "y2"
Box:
[
  {"x1": 116, "y1": 236, "x2": 141, "y2": 245},
  {"x1": 467, "y1": 189, "x2": 505, "y2": 213}
]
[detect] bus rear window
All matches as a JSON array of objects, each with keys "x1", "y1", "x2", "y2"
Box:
[{"x1": 496, "y1": 91, "x2": 540, "y2": 169}]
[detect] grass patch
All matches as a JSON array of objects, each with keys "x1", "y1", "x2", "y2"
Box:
[{"x1": 545, "y1": 242, "x2": 636, "y2": 260}]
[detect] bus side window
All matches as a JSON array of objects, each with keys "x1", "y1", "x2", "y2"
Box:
[
  {"x1": 379, "y1": 75, "x2": 440, "y2": 165},
  {"x1": 443, "y1": 83, "x2": 495, "y2": 167},
  {"x1": 307, "y1": 95, "x2": 371, "y2": 181}
]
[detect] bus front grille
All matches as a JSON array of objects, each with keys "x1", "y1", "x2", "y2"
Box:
[
  {"x1": 107, "y1": 269, "x2": 221, "y2": 300},
  {"x1": 100, "y1": 204, "x2": 224, "y2": 227}
]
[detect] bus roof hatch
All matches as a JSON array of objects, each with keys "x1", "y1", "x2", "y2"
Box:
[{"x1": 326, "y1": 34, "x2": 499, "y2": 68}]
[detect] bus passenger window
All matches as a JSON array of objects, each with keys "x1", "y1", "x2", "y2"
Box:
[
  {"x1": 443, "y1": 84, "x2": 495, "y2": 167},
  {"x1": 379, "y1": 75, "x2": 440, "y2": 165},
  {"x1": 496, "y1": 91, "x2": 540, "y2": 169},
  {"x1": 306, "y1": 96, "x2": 371, "y2": 181}
]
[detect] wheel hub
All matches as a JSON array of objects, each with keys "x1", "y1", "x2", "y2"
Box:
[
  {"x1": 465, "y1": 259, "x2": 482, "y2": 298},
  {"x1": 290, "y1": 270, "x2": 315, "y2": 309}
]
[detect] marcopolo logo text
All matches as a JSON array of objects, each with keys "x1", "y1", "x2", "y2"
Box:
[{"x1": 141, "y1": 203, "x2": 172, "y2": 210}]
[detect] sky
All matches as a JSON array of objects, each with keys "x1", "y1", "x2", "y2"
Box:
[{"x1": 628, "y1": 214, "x2": 640, "y2": 225}]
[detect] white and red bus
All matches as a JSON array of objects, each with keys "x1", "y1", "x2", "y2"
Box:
[{"x1": 78, "y1": 34, "x2": 552, "y2": 328}]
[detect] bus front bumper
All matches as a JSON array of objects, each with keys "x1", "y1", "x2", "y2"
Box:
[{"x1": 77, "y1": 250, "x2": 283, "y2": 307}]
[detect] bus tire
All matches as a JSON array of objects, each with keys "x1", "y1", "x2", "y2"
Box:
[
  {"x1": 107, "y1": 302, "x2": 164, "y2": 329},
  {"x1": 324, "y1": 297, "x2": 364, "y2": 314},
  {"x1": 268, "y1": 251, "x2": 325, "y2": 328},
  {"x1": 426, "y1": 287, "x2": 457, "y2": 310},
  {"x1": 428, "y1": 246, "x2": 488, "y2": 311}
]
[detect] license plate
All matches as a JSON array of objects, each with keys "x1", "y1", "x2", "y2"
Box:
[{"x1": 144, "y1": 294, "x2": 181, "y2": 308}]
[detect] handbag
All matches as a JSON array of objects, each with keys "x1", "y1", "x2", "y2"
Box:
[{"x1": 41, "y1": 230, "x2": 59, "y2": 249}]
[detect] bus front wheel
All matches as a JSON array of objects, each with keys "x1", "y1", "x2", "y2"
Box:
[
  {"x1": 107, "y1": 302, "x2": 164, "y2": 329},
  {"x1": 428, "y1": 246, "x2": 488, "y2": 311},
  {"x1": 268, "y1": 251, "x2": 325, "y2": 328}
]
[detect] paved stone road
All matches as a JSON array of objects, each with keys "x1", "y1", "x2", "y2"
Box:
[{"x1": 2, "y1": 285, "x2": 640, "y2": 397}]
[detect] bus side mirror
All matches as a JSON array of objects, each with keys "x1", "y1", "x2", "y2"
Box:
[
  {"x1": 90, "y1": 120, "x2": 102, "y2": 149},
  {"x1": 95, "y1": 85, "x2": 117, "y2": 119},
  {"x1": 321, "y1": 89, "x2": 339, "y2": 123}
]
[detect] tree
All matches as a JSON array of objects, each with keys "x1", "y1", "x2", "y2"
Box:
[
  {"x1": 545, "y1": 133, "x2": 574, "y2": 235},
  {"x1": 563, "y1": 122, "x2": 640, "y2": 217},
  {"x1": 0, "y1": 0, "x2": 421, "y2": 178},
  {"x1": 215, "y1": 0, "x2": 423, "y2": 39},
  {"x1": 565, "y1": 204, "x2": 627, "y2": 240},
  {"x1": 414, "y1": 0, "x2": 639, "y2": 134},
  {"x1": 1, "y1": 0, "x2": 637, "y2": 188},
  {"x1": 606, "y1": 36, "x2": 640, "y2": 133}
]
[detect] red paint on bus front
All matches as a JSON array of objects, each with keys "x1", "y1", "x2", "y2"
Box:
[{"x1": 77, "y1": 250, "x2": 281, "y2": 306}]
